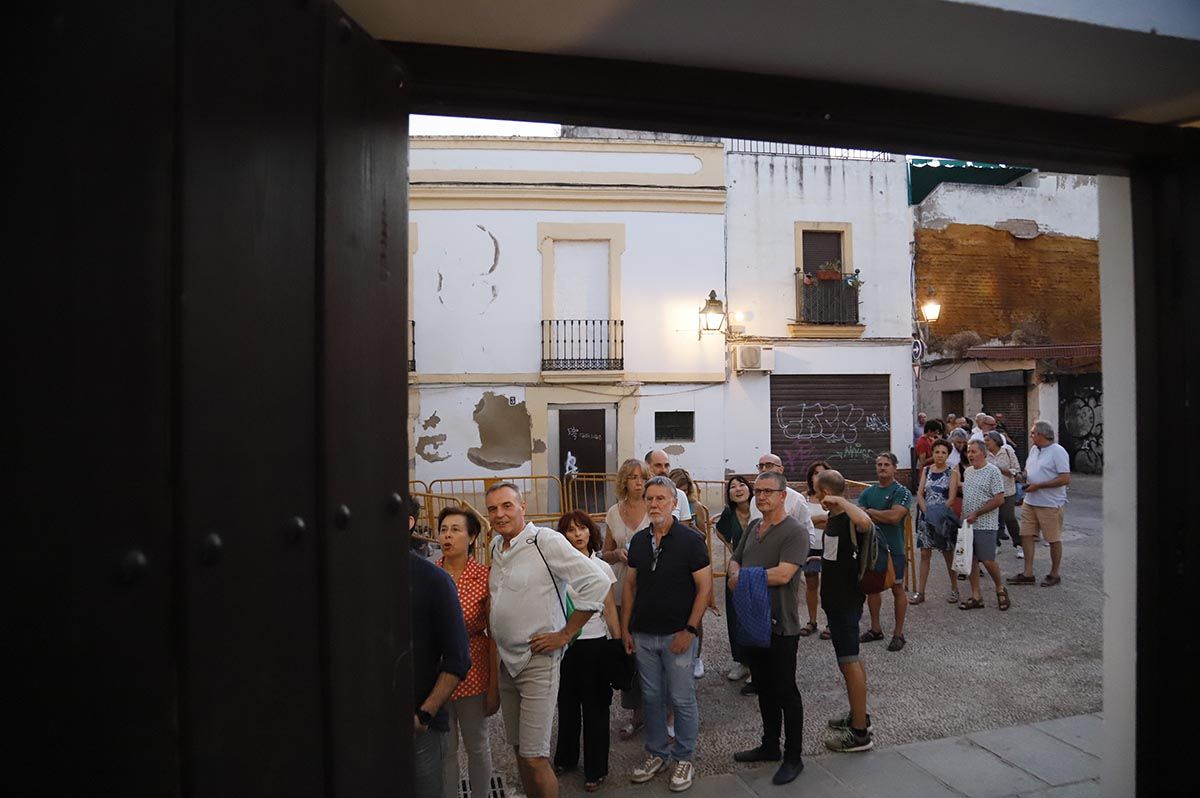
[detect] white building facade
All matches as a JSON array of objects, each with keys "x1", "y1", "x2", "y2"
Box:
[{"x1": 407, "y1": 136, "x2": 917, "y2": 490}]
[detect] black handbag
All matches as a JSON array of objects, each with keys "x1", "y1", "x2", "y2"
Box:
[{"x1": 605, "y1": 637, "x2": 636, "y2": 692}]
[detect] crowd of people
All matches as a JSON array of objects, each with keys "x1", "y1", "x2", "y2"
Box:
[{"x1": 411, "y1": 421, "x2": 1072, "y2": 797}]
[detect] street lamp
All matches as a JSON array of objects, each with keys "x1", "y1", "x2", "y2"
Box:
[
  {"x1": 699, "y1": 290, "x2": 726, "y2": 338},
  {"x1": 920, "y1": 289, "x2": 942, "y2": 323}
]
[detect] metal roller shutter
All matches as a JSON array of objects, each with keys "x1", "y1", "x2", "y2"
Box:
[
  {"x1": 982, "y1": 385, "x2": 1028, "y2": 463},
  {"x1": 769, "y1": 374, "x2": 891, "y2": 482}
]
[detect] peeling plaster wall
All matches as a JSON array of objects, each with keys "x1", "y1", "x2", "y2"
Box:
[
  {"x1": 916, "y1": 173, "x2": 1099, "y2": 240},
  {"x1": 410, "y1": 208, "x2": 725, "y2": 376},
  {"x1": 725, "y1": 154, "x2": 914, "y2": 339},
  {"x1": 410, "y1": 385, "x2": 530, "y2": 481}
]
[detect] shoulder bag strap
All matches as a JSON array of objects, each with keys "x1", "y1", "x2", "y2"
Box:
[{"x1": 532, "y1": 530, "x2": 570, "y2": 624}]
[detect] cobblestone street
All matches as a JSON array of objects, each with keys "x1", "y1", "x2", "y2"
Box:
[{"x1": 467, "y1": 475, "x2": 1103, "y2": 796}]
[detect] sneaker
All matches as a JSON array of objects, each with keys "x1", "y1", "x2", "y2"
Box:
[
  {"x1": 825, "y1": 726, "x2": 874, "y2": 753},
  {"x1": 668, "y1": 760, "x2": 694, "y2": 792},
  {"x1": 827, "y1": 711, "x2": 874, "y2": 733},
  {"x1": 666, "y1": 723, "x2": 676, "y2": 742},
  {"x1": 1016, "y1": 549, "x2": 1025, "y2": 560},
  {"x1": 693, "y1": 658, "x2": 705, "y2": 679},
  {"x1": 631, "y1": 755, "x2": 666, "y2": 783},
  {"x1": 726, "y1": 663, "x2": 749, "y2": 681},
  {"x1": 740, "y1": 680, "x2": 758, "y2": 696}
]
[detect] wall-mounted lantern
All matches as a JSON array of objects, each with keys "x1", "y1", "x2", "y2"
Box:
[
  {"x1": 920, "y1": 287, "x2": 942, "y2": 323},
  {"x1": 699, "y1": 290, "x2": 726, "y2": 338}
]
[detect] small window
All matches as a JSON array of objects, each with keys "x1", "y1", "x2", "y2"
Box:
[{"x1": 655, "y1": 411, "x2": 695, "y2": 441}]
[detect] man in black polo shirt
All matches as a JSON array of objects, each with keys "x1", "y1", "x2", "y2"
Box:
[
  {"x1": 408, "y1": 500, "x2": 471, "y2": 797},
  {"x1": 726, "y1": 470, "x2": 807, "y2": 785},
  {"x1": 621, "y1": 476, "x2": 713, "y2": 793}
]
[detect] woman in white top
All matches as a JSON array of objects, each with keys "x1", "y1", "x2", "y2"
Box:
[
  {"x1": 554, "y1": 511, "x2": 621, "y2": 792},
  {"x1": 803, "y1": 461, "x2": 833, "y2": 640},
  {"x1": 601, "y1": 458, "x2": 650, "y2": 739}
]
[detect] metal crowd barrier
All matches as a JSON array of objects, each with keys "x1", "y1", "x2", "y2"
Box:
[{"x1": 428, "y1": 475, "x2": 565, "y2": 519}]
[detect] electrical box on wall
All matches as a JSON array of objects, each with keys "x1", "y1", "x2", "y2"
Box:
[{"x1": 733, "y1": 345, "x2": 774, "y2": 373}]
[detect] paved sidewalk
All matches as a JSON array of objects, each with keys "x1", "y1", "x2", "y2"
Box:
[{"x1": 593, "y1": 712, "x2": 1102, "y2": 798}]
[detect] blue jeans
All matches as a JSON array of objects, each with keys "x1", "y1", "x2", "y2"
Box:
[
  {"x1": 413, "y1": 728, "x2": 447, "y2": 798},
  {"x1": 633, "y1": 632, "x2": 699, "y2": 761}
]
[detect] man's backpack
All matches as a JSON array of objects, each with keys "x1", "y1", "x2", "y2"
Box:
[{"x1": 857, "y1": 524, "x2": 895, "y2": 595}]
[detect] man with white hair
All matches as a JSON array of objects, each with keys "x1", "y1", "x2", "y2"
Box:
[
  {"x1": 1007, "y1": 421, "x2": 1071, "y2": 588},
  {"x1": 970, "y1": 413, "x2": 997, "y2": 444}
]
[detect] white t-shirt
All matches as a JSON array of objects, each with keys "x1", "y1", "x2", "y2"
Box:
[
  {"x1": 1024, "y1": 442, "x2": 1071, "y2": 508},
  {"x1": 569, "y1": 554, "x2": 617, "y2": 640},
  {"x1": 784, "y1": 486, "x2": 821, "y2": 551},
  {"x1": 671, "y1": 488, "x2": 692, "y2": 521}
]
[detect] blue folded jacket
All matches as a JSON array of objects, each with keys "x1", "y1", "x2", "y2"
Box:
[{"x1": 731, "y1": 566, "x2": 771, "y2": 648}]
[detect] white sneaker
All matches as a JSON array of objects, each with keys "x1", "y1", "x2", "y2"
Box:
[
  {"x1": 1016, "y1": 549, "x2": 1025, "y2": 559},
  {"x1": 693, "y1": 658, "x2": 705, "y2": 679},
  {"x1": 667, "y1": 722, "x2": 676, "y2": 739},
  {"x1": 669, "y1": 760, "x2": 695, "y2": 792},
  {"x1": 631, "y1": 755, "x2": 666, "y2": 783},
  {"x1": 726, "y1": 663, "x2": 749, "y2": 681}
]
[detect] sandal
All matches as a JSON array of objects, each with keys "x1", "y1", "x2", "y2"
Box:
[
  {"x1": 859, "y1": 629, "x2": 885, "y2": 642},
  {"x1": 585, "y1": 777, "x2": 606, "y2": 792},
  {"x1": 996, "y1": 587, "x2": 1011, "y2": 611},
  {"x1": 618, "y1": 721, "x2": 643, "y2": 741},
  {"x1": 887, "y1": 634, "x2": 906, "y2": 652},
  {"x1": 959, "y1": 597, "x2": 985, "y2": 610},
  {"x1": 819, "y1": 627, "x2": 832, "y2": 640},
  {"x1": 798, "y1": 621, "x2": 818, "y2": 637},
  {"x1": 947, "y1": 589, "x2": 960, "y2": 604},
  {"x1": 908, "y1": 592, "x2": 925, "y2": 605}
]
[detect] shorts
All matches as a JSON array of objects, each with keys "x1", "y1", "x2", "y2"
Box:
[
  {"x1": 803, "y1": 548, "x2": 823, "y2": 574},
  {"x1": 972, "y1": 528, "x2": 998, "y2": 562},
  {"x1": 825, "y1": 605, "x2": 865, "y2": 664},
  {"x1": 1020, "y1": 504, "x2": 1064, "y2": 544},
  {"x1": 498, "y1": 652, "x2": 560, "y2": 758},
  {"x1": 889, "y1": 552, "x2": 906, "y2": 584}
]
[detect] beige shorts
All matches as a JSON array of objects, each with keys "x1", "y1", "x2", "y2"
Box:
[
  {"x1": 498, "y1": 651, "x2": 560, "y2": 758},
  {"x1": 1020, "y1": 503, "x2": 1064, "y2": 544}
]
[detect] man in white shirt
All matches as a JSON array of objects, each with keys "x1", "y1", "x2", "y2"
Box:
[
  {"x1": 1007, "y1": 421, "x2": 1072, "y2": 588},
  {"x1": 969, "y1": 413, "x2": 998, "y2": 444},
  {"x1": 645, "y1": 449, "x2": 693, "y2": 523},
  {"x1": 487, "y1": 482, "x2": 610, "y2": 798}
]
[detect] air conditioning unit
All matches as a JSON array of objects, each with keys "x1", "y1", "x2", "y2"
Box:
[{"x1": 734, "y1": 344, "x2": 774, "y2": 373}]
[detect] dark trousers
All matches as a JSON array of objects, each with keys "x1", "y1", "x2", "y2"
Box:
[
  {"x1": 555, "y1": 637, "x2": 612, "y2": 781},
  {"x1": 745, "y1": 633, "x2": 804, "y2": 760},
  {"x1": 726, "y1": 583, "x2": 745, "y2": 664}
]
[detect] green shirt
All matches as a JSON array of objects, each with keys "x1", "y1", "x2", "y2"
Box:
[{"x1": 857, "y1": 482, "x2": 911, "y2": 554}]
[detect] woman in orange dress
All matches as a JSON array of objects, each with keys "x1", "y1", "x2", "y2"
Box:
[{"x1": 437, "y1": 507, "x2": 499, "y2": 798}]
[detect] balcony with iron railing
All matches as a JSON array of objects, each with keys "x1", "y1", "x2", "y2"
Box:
[
  {"x1": 541, "y1": 319, "x2": 624, "y2": 372},
  {"x1": 789, "y1": 273, "x2": 864, "y2": 337}
]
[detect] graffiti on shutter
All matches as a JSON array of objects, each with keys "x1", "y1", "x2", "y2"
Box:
[
  {"x1": 1058, "y1": 373, "x2": 1103, "y2": 474},
  {"x1": 769, "y1": 375, "x2": 891, "y2": 481}
]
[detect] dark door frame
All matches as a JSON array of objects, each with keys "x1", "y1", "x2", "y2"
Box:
[{"x1": 388, "y1": 42, "x2": 1197, "y2": 794}]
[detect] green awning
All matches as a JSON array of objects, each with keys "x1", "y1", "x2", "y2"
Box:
[{"x1": 908, "y1": 158, "x2": 1032, "y2": 204}]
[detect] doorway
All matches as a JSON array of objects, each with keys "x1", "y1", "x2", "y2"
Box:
[{"x1": 547, "y1": 403, "x2": 617, "y2": 514}]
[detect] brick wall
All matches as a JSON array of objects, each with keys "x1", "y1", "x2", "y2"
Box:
[{"x1": 916, "y1": 223, "x2": 1100, "y2": 344}]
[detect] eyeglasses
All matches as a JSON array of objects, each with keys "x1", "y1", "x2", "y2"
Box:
[
  {"x1": 756, "y1": 462, "x2": 778, "y2": 471},
  {"x1": 752, "y1": 488, "x2": 784, "y2": 496}
]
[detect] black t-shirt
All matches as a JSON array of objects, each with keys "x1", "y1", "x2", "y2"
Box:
[
  {"x1": 820, "y1": 511, "x2": 865, "y2": 611},
  {"x1": 628, "y1": 521, "x2": 710, "y2": 634}
]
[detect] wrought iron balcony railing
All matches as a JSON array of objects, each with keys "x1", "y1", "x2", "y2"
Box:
[
  {"x1": 541, "y1": 319, "x2": 624, "y2": 371},
  {"x1": 799, "y1": 278, "x2": 860, "y2": 324}
]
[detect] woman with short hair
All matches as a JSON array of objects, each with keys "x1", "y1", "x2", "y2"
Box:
[
  {"x1": 553, "y1": 511, "x2": 621, "y2": 791},
  {"x1": 436, "y1": 507, "x2": 498, "y2": 798},
  {"x1": 910, "y1": 439, "x2": 961, "y2": 606}
]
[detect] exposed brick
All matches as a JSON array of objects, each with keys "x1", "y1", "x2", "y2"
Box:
[{"x1": 916, "y1": 223, "x2": 1100, "y2": 344}]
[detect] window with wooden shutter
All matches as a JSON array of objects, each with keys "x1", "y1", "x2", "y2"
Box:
[{"x1": 802, "y1": 230, "x2": 843, "y2": 272}]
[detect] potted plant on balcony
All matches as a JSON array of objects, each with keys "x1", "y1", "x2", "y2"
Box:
[
  {"x1": 844, "y1": 268, "x2": 864, "y2": 289},
  {"x1": 817, "y1": 258, "x2": 843, "y2": 280}
]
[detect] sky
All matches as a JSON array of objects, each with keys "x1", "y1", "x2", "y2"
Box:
[{"x1": 410, "y1": 115, "x2": 561, "y2": 137}]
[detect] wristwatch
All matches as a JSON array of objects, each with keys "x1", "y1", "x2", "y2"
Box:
[
  {"x1": 416, "y1": 708, "x2": 433, "y2": 727},
  {"x1": 684, "y1": 624, "x2": 698, "y2": 635}
]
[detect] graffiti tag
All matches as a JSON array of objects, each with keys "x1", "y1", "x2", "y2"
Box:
[
  {"x1": 776, "y1": 402, "x2": 867, "y2": 445},
  {"x1": 865, "y1": 413, "x2": 891, "y2": 433},
  {"x1": 566, "y1": 426, "x2": 601, "y2": 442},
  {"x1": 831, "y1": 443, "x2": 877, "y2": 464}
]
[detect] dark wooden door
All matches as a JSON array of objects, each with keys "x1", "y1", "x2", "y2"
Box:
[{"x1": 559, "y1": 409, "x2": 608, "y2": 478}]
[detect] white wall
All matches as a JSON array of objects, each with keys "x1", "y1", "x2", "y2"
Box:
[
  {"x1": 916, "y1": 173, "x2": 1099, "y2": 239},
  {"x1": 725, "y1": 343, "x2": 915, "y2": 469},
  {"x1": 410, "y1": 208, "x2": 725, "y2": 375},
  {"x1": 632, "y1": 384, "x2": 727, "y2": 481},
  {"x1": 725, "y1": 154, "x2": 914, "y2": 339}
]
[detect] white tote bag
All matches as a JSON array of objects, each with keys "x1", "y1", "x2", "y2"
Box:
[{"x1": 952, "y1": 519, "x2": 975, "y2": 574}]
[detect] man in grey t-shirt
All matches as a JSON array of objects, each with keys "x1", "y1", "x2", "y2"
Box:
[{"x1": 725, "y1": 471, "x2": 806, "y2": 785}]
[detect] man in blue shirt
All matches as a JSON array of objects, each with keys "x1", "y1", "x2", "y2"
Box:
[
  {"x1": 408, "y1": 500, "x2": 471, "y2": 798},
  {"x1": 856, "y1": 453, "x2": 912, "y2": 652}
]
